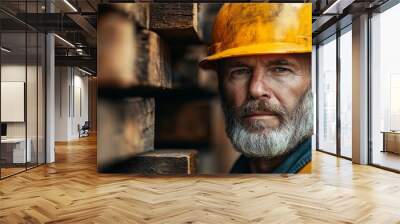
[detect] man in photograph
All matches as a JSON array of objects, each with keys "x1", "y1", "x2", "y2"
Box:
[{"x1": 199, "y1": 3, "x2": 313, "y2": 173}]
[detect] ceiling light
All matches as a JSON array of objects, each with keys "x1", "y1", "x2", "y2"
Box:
[
  {"x1": 1, "y1": 47, "x2": 11, "y2": 53},
  {"x1": 322, "y1": 0, "x2": 354, "y2": 15},
  {"x1": 63, "y1": 0, "x2": 78, "y2": 12},
  {"x1": 77, "y1": 67, "x2": 93, "y2": 76},
  {"x1": 54, "y1": 34, "x2": 75, "y2": 48}
]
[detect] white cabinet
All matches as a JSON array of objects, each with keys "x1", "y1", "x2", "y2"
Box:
[{"x1": 1, "y1": 138, "x2": 32, "y2": 163}]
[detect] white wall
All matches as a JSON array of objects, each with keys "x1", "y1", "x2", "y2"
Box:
[
  {"x1": 55, "y1": 66, "x2": 89, "y2": 141},
  {"x1": 55, "y1": 66, "x2": 69, "y2": 141},
  {"x1": 1, "y1": 65, "x2": 37, "y2": 138}
]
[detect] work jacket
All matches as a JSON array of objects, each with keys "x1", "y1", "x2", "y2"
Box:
[{"x1": 230, "y1": 138, "x2": 312, "y2": 174}]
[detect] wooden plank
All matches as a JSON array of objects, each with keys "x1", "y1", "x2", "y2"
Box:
[
  {"x1": 149, "y1": 3, "x2": 203, "y2": 43},
  {"x1": 98, "y1": 3, "x2": 149, "y2": 28},
  {"x1": 155, "y1": 99, "x2": 211, "y2": 148},
  {"x1": 97, "y1": 97, "x2": 155, "y2": 172},
  {"x1": 110, "y1": 3, "x2": 149, "y2": 29},
  {"x1": 136, "y1": 29, "x2": 172, "y2": 89},
  {"x1": 98, "y1": 5, "x2": 171, "y2": 90},
  {"x1": 104, "y1": 150, "x2": 198, "y2": 175}
]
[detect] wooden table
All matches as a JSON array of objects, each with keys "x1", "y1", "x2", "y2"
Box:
[{"x1": 381, "y1": 131, "x2": 400, "y2": 154}]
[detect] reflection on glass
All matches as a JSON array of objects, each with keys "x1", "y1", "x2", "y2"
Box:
[
  {"x1": 318, "y1": 36, "x2": 337, "y2": 154},
  {"x1": 371, "y1": 3, "x2": 400, "y2": 171},
  {"x1": 1, "y1": 31, "x2": 28, "y2": 177},
  {"x1": 340, "y1": 28, "x2": 352, "y2": 158},
  {"x1": 0, "y1": 1, "x2": 46, "y2": 179}
]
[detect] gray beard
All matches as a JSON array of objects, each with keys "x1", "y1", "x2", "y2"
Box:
[{"x1": 221, "y1": 88, "x2": 313, "y2": 158}]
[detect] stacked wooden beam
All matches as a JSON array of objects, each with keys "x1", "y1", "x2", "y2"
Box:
[{"x1": 97, "y1": 3, "x2": 204, "y2": 174}]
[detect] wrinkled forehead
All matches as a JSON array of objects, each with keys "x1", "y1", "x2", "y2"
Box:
[{"x1": 222, "y1": 53, "x2": 311, "y2": 68}]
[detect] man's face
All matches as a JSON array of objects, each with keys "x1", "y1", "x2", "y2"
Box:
[{"x1": 219, "y1": 53, "x2": 313, "y2": 158}]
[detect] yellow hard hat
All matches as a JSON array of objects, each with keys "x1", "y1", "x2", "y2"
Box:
[{"x1": 199, "y1": 3, "x2": 312, "y2": 69}]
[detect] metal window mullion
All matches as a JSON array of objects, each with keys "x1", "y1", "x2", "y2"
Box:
[
  {"x1": 336, "y1": 28, "x2": 341, "y2": 157},
  {"x1": 316, "y1": 44, "x2": 320, "y2": 151},
  {"x1": 73, "y1": 68, "x2": 75, "y2": 118},
  {"x1": 44, "y1": 32, "x2": 47, "y2": 165},
  {"x1": 25, "y1": 0, "x2": 28, "y2": 171},
  {"x1": 36, "y1": 0, "x2": 39, "y2": 167},
  {"x1": 367, "y1": 10, "x2": 373, "y2": 165}
]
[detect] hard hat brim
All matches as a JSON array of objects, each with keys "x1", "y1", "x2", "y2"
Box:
[{"x1": 199, "y1": 42, "x2": 312, "y2": 70}]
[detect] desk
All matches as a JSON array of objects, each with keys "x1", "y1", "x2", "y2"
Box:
[
  {"x1": 382, "y1": 131, "x2": 400, "y2": 154},
  {"x1": 1, "y1": 138, "x2": 31, "y2": 164}
]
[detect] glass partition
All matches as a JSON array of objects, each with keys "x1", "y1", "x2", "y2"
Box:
[
  {"x1": 371, "y1": 3, "x2": 400, "y2": 171},
  {"x1": 0, "y1": 1, "x2": 46, "y2": 179},
  {"x1": 317, "y1": 35, "x2": 337, "y2": 155},
  {"x1": 339, "y1": 27, "x2": 352, "y2": 158},
  {"x1": 27, "y1": 30, "x2": 38, "y2": 169},
  {"x1": 1, "y1": 30, "x2": 28, "y2": 177}
]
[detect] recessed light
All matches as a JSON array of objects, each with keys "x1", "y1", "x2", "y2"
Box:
[
  {"x1": 54, "y1": 34, "x2": 75, "y2": 48},
  {"x1": 1, "y1": 47, "x2": 11, "y2": 53},
  {"x1": 77, "y1": 67, "x2": 93, "y2": 76},
  {"x1": 63, "y1": 0, "x2": 78, "y2": 12}
]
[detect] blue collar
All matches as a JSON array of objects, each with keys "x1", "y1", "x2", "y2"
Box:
[{"x1": 230, "y1": 138, "x2": 312, "y2": 174}]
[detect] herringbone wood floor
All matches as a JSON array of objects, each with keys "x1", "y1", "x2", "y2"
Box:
[{"x1": 1, "y1": 135, "x2": 400, "y2": 224}]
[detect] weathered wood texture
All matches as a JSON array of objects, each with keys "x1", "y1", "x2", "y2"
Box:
[
  {"x1": 104, "y1": 150, "x2": 197, "y2": 175},
  {"x1": 98, "y1": 4, "x2": 171, "y2": 90},
  {"x1": 137, "y1": 29, "x2": 172, "y2": 89},
  {"x1": 169, "y1": 45, "x2": 219, "y2": 91},
  {"x1": 155, "y1": 99, "x2": 211, "y2": 148},
  {"x1": 115, "y1": 3, "x2": 149, "y2": 29},
  {"x1": 97, "y1": 97, "x2": 155, "y2": 171},
  {"x1": 149, "y1": 3, "x2": 203, "y2": 42},
  {"x1": 98, "y1": 3, "x2": 149, "y2": 29}
]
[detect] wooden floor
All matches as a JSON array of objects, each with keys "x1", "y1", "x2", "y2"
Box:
[
  {"x1": 1, "y1": 136, "x2": 400, "y2": 223},
  {"x1": 1, "y1": 167, "x2": 26, "y2": 178},
  {"x1": 372, "y1": 150, "x2": 400, "y2": 171}
]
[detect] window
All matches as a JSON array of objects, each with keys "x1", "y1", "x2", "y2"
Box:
[
  {"x1": 371, "y1": 3, "x2": 400, "y2": 171},
  {"x1": 339, "y1": 27, "x2": 352, "y2": 158},
  {"x1": 317, "y1": 35, "x2": 337, "y2": 154}
]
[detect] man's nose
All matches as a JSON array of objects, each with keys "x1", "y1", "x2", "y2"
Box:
[{"x1": 248, "y1": 67, "x2": 272, "y2": 100}]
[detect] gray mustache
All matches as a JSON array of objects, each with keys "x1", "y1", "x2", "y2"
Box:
[{"x1": 238, "y1": 100, "x2": 288, "y2": 118}]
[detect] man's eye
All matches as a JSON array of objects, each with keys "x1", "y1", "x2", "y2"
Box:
[
  {"x1": 272, "y1": 67, "x2": 292, "y2": 74},
  {"x1": 230, "y1": 68, "x2": 251, "y2": 77}
]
